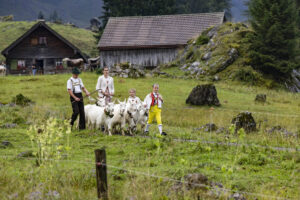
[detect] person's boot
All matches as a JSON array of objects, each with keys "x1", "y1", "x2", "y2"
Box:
[{"x1": 161, "y1": 132, "x2": 167, "y2": 136}]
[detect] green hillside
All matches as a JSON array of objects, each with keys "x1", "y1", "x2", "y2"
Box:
[{"x1": 0, "y1": 21, "x2": 98, "y2": 61}]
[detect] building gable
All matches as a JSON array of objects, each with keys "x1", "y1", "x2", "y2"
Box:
[{"x1": 1, "y1": 21, "x2": 87, "y2": 61}]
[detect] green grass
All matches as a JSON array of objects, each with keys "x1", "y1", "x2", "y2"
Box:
[
  {"x1": 0, "y1": 21, "x2": 97, "y2": 60},
  {"x1": 0, "y1": 73, "x2": 299, "y2": 199}
]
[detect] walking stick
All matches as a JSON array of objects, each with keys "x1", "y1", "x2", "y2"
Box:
[{"x1": 71, "y1": 89, "x2": 101, "y2": 104}]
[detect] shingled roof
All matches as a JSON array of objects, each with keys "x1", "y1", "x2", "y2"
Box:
[{"x1": 98, "y1": 12, "x2": 225, "y2": 50}]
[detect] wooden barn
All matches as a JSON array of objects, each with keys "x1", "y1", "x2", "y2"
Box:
[
  {"x1": 98, "y1": 12, "x2": 226, "y2": 68},
  {"x1": 1, "y1": 20, "x2": 87, "y2": 75}
]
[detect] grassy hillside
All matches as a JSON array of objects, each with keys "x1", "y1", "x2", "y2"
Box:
[
  {"x1": 0, "y1": 73, "x2": 299, "y2": 199},
  {"x1": 161, "y1": 22, "x2": 283, "y2": 89},
  {"x1": 0, "y1": 21, "x2": 98, "y2": 61}
]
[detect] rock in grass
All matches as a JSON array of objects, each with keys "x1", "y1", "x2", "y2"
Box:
[
  {"x1": 202, "y1": 52, "x2": 212, "y2": 61},
  {"x1": 216, "y1": 127, "x2": 225, "y2": 134},
  {"x1": 255, "y1": 94, "x2": 266, "y2": 103},
  {"x1": 1, "y1": 141, "x2": 13, "y2": 147},
  {"x1": 229, "y1": 193, "x2": 247, "y2": 200},
  {"x1": 231, "y1": 112, "x2": 256, "y2": 133},
  {"x1": 1, "y1": 123, "x2": 17, "y2": 128},
  {"x1": 184, "y1": 173, "x2": 209, "y2": 190},
  {"x1": 186, "y1": 84, "x2": 221, "y2": 106},
  {"x1": 267, "y1": 126, "x2": 297, "y2": 137},
  {"x1": 17, "y1": 150, "x2": 34, "y2": 158},
  {"x1": 201, "y1": 123, "x2": 218, "y2": 132}
]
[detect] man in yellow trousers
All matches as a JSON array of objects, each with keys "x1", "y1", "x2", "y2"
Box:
[{"x1": 144, "y1": 83, "x2": 167, "y2": 136}]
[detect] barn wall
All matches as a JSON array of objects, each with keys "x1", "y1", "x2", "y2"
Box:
[{"x1": 99, "y1": 48, "x2": 180, "y2": 68}]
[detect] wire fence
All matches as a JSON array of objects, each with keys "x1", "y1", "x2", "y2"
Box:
[
  {"x1": 0, "y1": 155, "x2": 291, "y2": 200},
  {"x1": 0, "y1": 100, "x2": 299, "y2": 199}
]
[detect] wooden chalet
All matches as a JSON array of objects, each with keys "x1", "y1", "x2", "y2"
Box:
[
  {"x1": 98, "y1": 12, "x2": 226, "y2": 68},
  {"x1": 1, "y1": 20, "x2": 87, "y2": 75}
]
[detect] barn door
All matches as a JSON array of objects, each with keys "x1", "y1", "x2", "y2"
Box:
[{"x1": 36, "y1": 59, "x2": 44, "y2": 74}]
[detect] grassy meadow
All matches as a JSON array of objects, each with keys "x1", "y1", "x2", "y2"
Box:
[{"x1": 0, "y1": 73, "x2": 299, "y2": 199}]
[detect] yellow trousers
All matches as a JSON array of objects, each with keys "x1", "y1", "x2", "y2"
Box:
[{"x1": 147, "y1": 105, "x2": 162, "y2": 125}]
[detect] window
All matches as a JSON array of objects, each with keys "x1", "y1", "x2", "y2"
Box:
[
  {"x1": 31, "y1": 38, "x2": 38, "y2": 46},
  {"x1": 17, "y1": 60, "x2": 26, "y2": 70},
  {"x1": 39, "y1": 37, "x2": 47, "y2": 45}
]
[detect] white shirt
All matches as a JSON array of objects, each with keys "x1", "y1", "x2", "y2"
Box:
[
  {"x1": 96, "y1": 75, "x2": 114, "y2": 97},
  {"x1": 67, "y1": 77, "x2": 84, "y2": 93},
  {"x1": 128, "y1": 96, "x2": 141, "y2": 105},
  {"x1": 144, "y1": 93, "x2": 163, "y2": 109}
]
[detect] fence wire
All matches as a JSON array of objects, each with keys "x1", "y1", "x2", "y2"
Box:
[{"x1": 0, "y1": 155, "x2": 290, "y2": 200}]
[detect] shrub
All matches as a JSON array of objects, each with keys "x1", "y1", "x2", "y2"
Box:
[
  {"x1": 12, "y1": 93, "x2": 32, "y2": 106},
  {"x1": 232, "y1": 67, "x2": 262, "y2": 85},
  {"x1": 196, "y1": 35, "x2": 210, "y2": 45},
  {"x1": 120, "y1": 62, "x2": 130, "y2": 69},
  {"x1": 95, "y1": 68, "x2": 102, "y2": 75},
  {"x1": 26, "y1": 118, "x2": 71, "y2": 166},
  {"x1": 185, "y1": 48, "x2": 194, "y2": 60}
]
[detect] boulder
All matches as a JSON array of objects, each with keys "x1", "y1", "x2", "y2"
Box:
[
  {"x1": 186, "y1": 84, "x2": 221, "y2": 106},
  {"x1": 1, "y1": 123, "x2": 17, "y2": 128},
  {"x1": 231, "y1": 112, "x2": 256, "y2": 133},
  {"x1": 17, "y1": 150, "x2": 34, "y2": 158},
  {"x1": 0, "y1": 141, "x2": 13, "y2": 148},
  {"x1": 191, "y1": 61, "x2": 200, "y2": 68},
  {"x1": 1, "y1": 141, "x2": 13, "y2": 146},
  {"x1": 229, "y1": 193, "x2": 247, "y2": 200},
  {"x1": 198, "y1": 123, "x2": 218, "y2": 132},
  {"x1": 267, "y1": 126, "x2": 297, "y2": 137},
  {"x1": 207, "y1": 26, "x2": 219, "y2": 38},
  {"x1": 184, "y1": 173, "x2": 209, "y2": 190},
  {"x1": 216, "y1": 127, "x2": 225, "y2": 134},
  {"x1": 202, "y1": 52, "x2": 212, "y2": 61},
  {"x1": 213, "y1": 75, "x2": 220, "y2": 81},
  {"x1": 255, "y1": 94, "x2": 266, "y2": 103},
  {"x1": 286, "y1": 69, "x2": 300, "y2": 93}
]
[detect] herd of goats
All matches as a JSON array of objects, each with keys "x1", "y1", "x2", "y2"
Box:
[{"x1": 83, "y1": 98, "x2": 148, "y2": 136}]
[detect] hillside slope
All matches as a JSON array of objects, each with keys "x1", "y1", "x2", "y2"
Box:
[
  {"x1": 0, "y1": 21, "x2": 98, "y2": 60},
  {"x1": 0, "y1": 0, "x2": 103, "y2": 27},
  {"x1": 161, "y1": 22, "x2": 286, "y2": 89}
]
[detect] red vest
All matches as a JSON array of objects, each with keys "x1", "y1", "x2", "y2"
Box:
[{"x1": 151, "y1": 93, "x2": 158, "y2": 106}]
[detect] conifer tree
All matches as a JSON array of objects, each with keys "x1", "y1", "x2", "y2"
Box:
[
  {"x1": 248, "y1": 0, "x2": 298, "y2": 77},
  {"x1": 38, "y1": 11, "x2": 44, "y2": 20}
]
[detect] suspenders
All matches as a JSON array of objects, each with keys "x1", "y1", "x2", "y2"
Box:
[{"x1": 70, "y1": 78, "x2": 82, "y2": 93}]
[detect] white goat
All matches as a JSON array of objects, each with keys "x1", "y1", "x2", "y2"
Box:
[
  {"x1": 125, "y1": 101, "x2": 138, "y2": 135},
  {"x1": 0, "y1": 65, "x2": 6, "y2": 76},
  {"x1": 107, "y1": 99, "x2": 127, "y2": 136},
  {"x1": 95, "y1": 102, "x2": 115, "y2": 134},
  {"x1": 136, "y1": 102, "x2": 149, "y2": 131},
  {"x1": 84, "y1": 98, "x2": 106, "y2": 128}
]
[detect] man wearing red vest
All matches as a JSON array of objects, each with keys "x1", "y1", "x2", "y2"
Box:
[{"x1": 144, "y1": 84, "x2": 167, "y2": 136}]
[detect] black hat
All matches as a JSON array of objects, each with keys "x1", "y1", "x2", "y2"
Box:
[{"x1": 72, "y1": 67, "x2": 81, "y2": 74}]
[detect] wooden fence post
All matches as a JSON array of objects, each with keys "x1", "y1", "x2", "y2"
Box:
[{"x1": 95, "y1": 148, "x2": 108, "y2": 199}]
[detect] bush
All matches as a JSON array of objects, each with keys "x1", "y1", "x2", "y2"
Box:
[
  {"x1": 196, "y1": 35, "x2": 210, "y2": 45},
  {"x1": 120, "y1": 62, "x2": 130, "y2": 69},
  {"x1": 232, "y1": 67, "x2": 262, "y2": 85},
  {"x1": 11, "y1": 93, "x2": 33, "y2": 106},
  {"x1": 95, "y1": 68, "x2": 102, "y2": 75}
]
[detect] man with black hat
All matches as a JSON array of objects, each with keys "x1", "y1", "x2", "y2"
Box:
[{"x1": 67, "y1": 67, "x2": 90, "y2": 130}]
